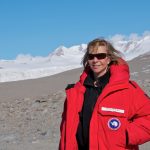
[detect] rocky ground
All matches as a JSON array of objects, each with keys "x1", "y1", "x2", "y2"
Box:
[
  {"x1": 0, "y1": 53, "x2": 150, "y2": 150},
  {"x1": 0, "y1": 91, "x2": 66, "y2": 150}
]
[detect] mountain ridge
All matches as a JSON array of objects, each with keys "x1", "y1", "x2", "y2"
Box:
[{"x1": 0, "y1": 35, "x2": 150, "y2": 82}]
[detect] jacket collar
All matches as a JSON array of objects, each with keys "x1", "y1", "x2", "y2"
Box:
[{"x1": 84, "y1": 70, "x2": 110, "y2": 88}]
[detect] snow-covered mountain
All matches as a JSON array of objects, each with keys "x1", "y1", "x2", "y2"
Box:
[
  {"x1": 0, "y1": 34, "x2": 150, "y2": 82},
  {"x1": 111, "y1": 33, "x2": 150, "y2": 60}
]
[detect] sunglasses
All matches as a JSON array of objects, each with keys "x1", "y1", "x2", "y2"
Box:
[{"x1": 88, "y1": 53, "x2": 108, "y2": 60}]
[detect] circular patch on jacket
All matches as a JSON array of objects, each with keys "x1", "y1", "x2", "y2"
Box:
[{"x1": 108, "y1": 118, "x2": 121, "y2": 130}]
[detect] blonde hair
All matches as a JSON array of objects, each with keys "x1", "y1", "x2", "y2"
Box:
[{"x1": 82, "y1": 38, "x2": 122, "y2": 68}]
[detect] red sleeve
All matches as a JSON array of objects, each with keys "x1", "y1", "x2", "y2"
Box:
[{"x1": 126, "y1": 84, "x2": 150, "y2": 146}]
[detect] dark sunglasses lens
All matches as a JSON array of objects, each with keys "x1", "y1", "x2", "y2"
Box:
[
  {"x1": 88, "y1": 54, "x2": 94, "y2": 60},
  {"x1": 97, "y1": 53, "x2": 107, "y2": 59},
  {"x1": 88, "y1": 53, "x2": 107, "y2": 60}
]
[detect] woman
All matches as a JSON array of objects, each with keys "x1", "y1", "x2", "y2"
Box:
[{"x1": 59, "y1": 38, "x2": 150, "y2": 150}]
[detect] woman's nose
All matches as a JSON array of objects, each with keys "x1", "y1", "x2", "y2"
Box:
[{"x1": 93, "y1": 56, "x2": 98, "y2": 62}]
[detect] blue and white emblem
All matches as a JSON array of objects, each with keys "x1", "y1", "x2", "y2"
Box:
[{"x1": 108, "y1": 118, "x2": 121, "y2": 130}]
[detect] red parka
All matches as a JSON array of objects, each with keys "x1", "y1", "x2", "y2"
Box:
[{"x1": 59, "y1": 59, "x2": 150, "y2": 150}]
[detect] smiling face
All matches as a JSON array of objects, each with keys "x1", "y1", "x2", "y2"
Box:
[{"x1": 88, "y1": 45, "x2": 110, "y2": 78}]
